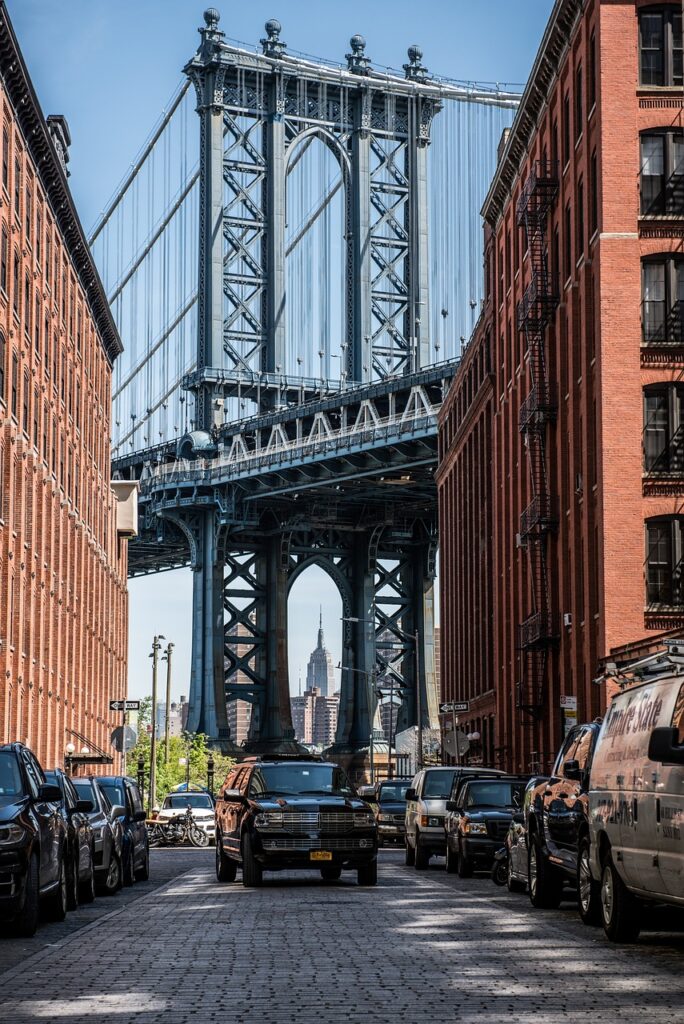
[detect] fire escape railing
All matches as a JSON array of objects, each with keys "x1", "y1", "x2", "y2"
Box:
[{"x1": 515, "y1": 159, "x2": 560, "y2": 719}]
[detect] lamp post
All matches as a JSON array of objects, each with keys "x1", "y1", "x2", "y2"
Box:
[
  {"x1": 148, "y1": 634, "x2": 165, "y2": 814},
  {"x1": 137, "y1": 755, "x2": 146, "y2": 805},
  {"x1": 64, "y1": 742, "x2": 76, "y2": 776},
  {"x1": 162, "y1": 641, "x2": 174, "y2": 764}
]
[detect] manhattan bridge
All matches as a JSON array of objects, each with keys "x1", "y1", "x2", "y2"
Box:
[{"x1": 96, "y1": 10, "x2": 520, "y2": 766}]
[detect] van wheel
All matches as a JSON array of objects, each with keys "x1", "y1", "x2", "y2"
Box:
[
  {"x1": 404, "y1": 839, "x2": 415, "y2": 867},
  {"x1": 13, "y1": 852, "x2": 39, "y2": 937},
  {"x1": 577, "y1": 837, "x2": 600, "y2": 925},
  {"x1": 601, "y1": 855, "x2": 640, "y2": 943},
  {"x1": 414, "y1": 833, "x2": 430, "y2": 870},
  {"x1": 528, "y1": 832, "x2": 562, "y2": 909},
  {"x1": 241, "y1": 832, "x2": 263, "y2": 888},
  {"x1": 216, "y1": 837, "x2": 237, "y2": 883}
]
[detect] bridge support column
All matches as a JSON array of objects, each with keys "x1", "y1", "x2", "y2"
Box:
[
  {"x1": 396, "y1": 534, "x2": 439, "y2": 738},
  {"x1": 332, "y1": 533, "x2": 374, "y2": 755},
  {"x1": 185, "y1": 511, "x2": 232, "y2": 746},
  {"x1": 351, "y1": 90, "x2": 372, "y2": 384}
]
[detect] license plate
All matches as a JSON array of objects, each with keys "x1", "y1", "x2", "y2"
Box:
[{"x1": 310, "y1": 850, "x2": 333, "y2": 862}]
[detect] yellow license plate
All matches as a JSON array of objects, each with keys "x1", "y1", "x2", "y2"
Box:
[{"x1": 310, "y1": 850, "x2": 333, "y2": 862}]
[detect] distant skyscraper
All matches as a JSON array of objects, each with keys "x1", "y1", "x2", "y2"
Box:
[{"x1": 305, "y1": 611, "x2": 336, "y2": 697}]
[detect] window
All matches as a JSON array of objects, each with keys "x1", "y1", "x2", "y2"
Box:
[
  {"x1": 642, "y1": 256, "x2": 684, "y2": 343},
  {"x1": 44, "y1": 314, "x2": 50, "y2": 373},
  {"x1": 644, "y1": 384, "x2": 684, "y2": 472},
  {"x1": 42, "y1": 401, "x2": 48, "y2": 462},
  {"x1": 0, "y1": 332, "x2": 4, "y2": 404},
  {"x1": 12, "y1": 251, "x2": 18, "y2": 316},
  {"x1": 590, "y1": 150, "x2": 599, "y2": 235},
  {"x1": 640, "y1": 7, "x2": 683, "y2": 86},
  {"x1": 0, "y1": 226, "x2": 7, "y2": 294},
  {"x1": 45, "y1": 228, "x2": 51, "y2": 286},
  {"x1": 24, "y1": 185, "x2": 31, "y2": 240},
  {"x1": 32, "y1": 388, "x2": 38, "y2": 449},
  {"x1": 13, "y1": 156, "x2": 20, "y2": 215},
  {"x1": 34, "y1": 296, "x2": 40, "y2": 356},
  {"x1": 1, "y1": 127, "x2": 7, "y2": 191},
  {"x1": 11, "y1": 352, "x2": 18, "y2": 418},
  {"x1": 36, "y1": 210, "x2": 41, "y2": 268},
  {"x1": 640, "y1": 130, "x2": 684, "y2": 215},
  {"x1": 22, "y1": 370, "x2": 28, "y2": 434},
  {"x1": 589, "y1": 31, "x2": 597, "y2": 110},
  {"x1": 646, "y1": 517, "x2": 684, "y2": 606},
  {"x1": 564, "y1": 202, "x2": 572, "y2": 279},
  {"x1": 23, "y1": 275, "x2": 30, "y2": 336},
  {"x1": 563, "y1": 93, "x2": 571, "y2": 166},
  {"x1": 575, "y1": 63, "x2": 583, "y2": 140},
  {"x1": 577, "y1": 178, "x2": 584, "y2": 260}
]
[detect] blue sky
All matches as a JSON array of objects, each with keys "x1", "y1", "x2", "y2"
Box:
[{"x1": 9, "y1": 1, "x2": 554, "y2": 702}]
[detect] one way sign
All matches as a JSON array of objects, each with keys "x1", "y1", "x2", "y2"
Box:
[
  {"x1": 109, "y1": 700, "x2": 141, "y2": 712},
  {"x1": 439, "y1": 701, "x2": 469, "y2": 714}
]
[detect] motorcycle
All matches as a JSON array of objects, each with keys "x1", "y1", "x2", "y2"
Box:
[
  {"x1": 491, "y1": 845, "x2": 509, "y2": 886},
  {"x1": 147, "y1": 807, "x2": 209, "y2": 849}
]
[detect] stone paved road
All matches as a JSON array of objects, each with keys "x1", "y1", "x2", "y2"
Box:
[{"x1": 1, "y1": 849, "x2": 683, "y2": 1023}]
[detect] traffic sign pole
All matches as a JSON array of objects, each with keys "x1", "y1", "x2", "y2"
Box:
[{"x1": 452, "y1": 706, "x2": 458, "y2": 767}]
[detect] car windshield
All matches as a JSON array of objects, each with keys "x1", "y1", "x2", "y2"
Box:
[
  {"x1": 378, "y1": 782, "x2": 409, "y2": 802},
  {"x1": 0, "y1": 752, "x2": 24, "y2": 804},
  {"x1": 98, "y1": 781, "x2": 125, "y2": 809},
  {"x1": 464, "y1": 781, "x2": 526, "y2": 810},
  {"x1": 251, "y1": 763, "x2": 354, "y2": 797},
  {"x1": 72, "y1": 780, "x2": 96, "y2": 805},
  {"x1": 422, "y1": 770, "x2": 456, "y2": 799},
  {"x1": 163, "y1": 794, "x2": 213, "y2": 810}
]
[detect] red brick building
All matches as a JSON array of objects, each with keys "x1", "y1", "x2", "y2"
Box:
[
  {"x1": 438, "y1": 0, "x2": 684, "y2": 771},
  {"x1": 0, "y1": 5, "x2": 132, "y2": 770}
]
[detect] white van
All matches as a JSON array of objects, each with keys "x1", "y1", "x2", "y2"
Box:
[{"x1": 588, "y1": 673, "x2": 684, "y2": 942}]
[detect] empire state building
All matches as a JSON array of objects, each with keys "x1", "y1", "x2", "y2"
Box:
[{"x1": 305, "y1": 611, "x2": 336, "y2": 697}]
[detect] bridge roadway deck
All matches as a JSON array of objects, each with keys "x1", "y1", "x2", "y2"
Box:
[{"x1": 1, "y1": 849, "x2": 682, "y2": 1023}]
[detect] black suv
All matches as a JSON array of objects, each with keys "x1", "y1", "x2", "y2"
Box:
[
  {"x1": 215, "y1": 757, "x2": 378, "y2": 887},
  {"x1": 445, "y1": 775, "x2": 530, "y2": 876},
  {"x1": 526, "y1": 721, "x2": 601, "y2": 917},
  {"x1": 94, "y1": 776, "x2": 149, "y2": 885},
  {"x1": 0, "y1": 743, "x2": 68, "y2": 936},
  {"x1": 44, "y1": 769, "x2": 95, "y2": 908}
]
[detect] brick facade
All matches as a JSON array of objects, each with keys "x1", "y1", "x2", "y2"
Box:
[
  {"x1": 0, "y1": 5, "x2": 128, "y2": 771},
  {"x1": 438, "y1": 0, "x2": 684, "y2": 772}
]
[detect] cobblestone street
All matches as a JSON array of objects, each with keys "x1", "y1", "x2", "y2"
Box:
[{"x1": 1, "y1": 849, "x2": 683, "y2": 1024}]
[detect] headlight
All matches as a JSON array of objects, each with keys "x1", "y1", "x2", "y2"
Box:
[
  {"x1": 254, "y1": 811, "x2": 283, "y2": 829},
  {"x1": 377, "y1": 814, "x2": 395, "y2": 823},
  {"x1": 419, "y1": 815, "x2": 444, "y2": 828},
  {"x1": 353, "y1": 812, "x2": 375, "y2": 828},
  {"x1": 0, "y1": 823, "x2": 26, "y2": 845},
  {"x1": 463, "y1": 822, "x2": 487, "y2": 835}
]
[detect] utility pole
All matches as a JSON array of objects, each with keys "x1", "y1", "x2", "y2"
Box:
[
  {"x1": 149, "y1": 635, "x2": 165, "y2": 814},
  {"x1": 415, "y1": 629, "x2": 423, "y2": 771},
  {"x1": 163, "y1": 641, "x2": 174, "y2": 764},
  {"x1": 388, "y1": 673, "x2": 395, "y2": 780}
]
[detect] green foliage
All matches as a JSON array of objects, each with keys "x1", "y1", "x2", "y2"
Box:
[{"x1": 127, "y1": 698, "x2": 234, "y2": 806}]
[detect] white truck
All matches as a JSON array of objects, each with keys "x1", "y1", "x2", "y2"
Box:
[{"x1": 588, "y1": 671, "x2": 684, "y2": 942}]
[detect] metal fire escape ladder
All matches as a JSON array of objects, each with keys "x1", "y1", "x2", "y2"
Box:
[{"x1": 515, "y1": 160, "x2": 559, "y2": 718}]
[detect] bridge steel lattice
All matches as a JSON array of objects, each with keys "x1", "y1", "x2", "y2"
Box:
[{"x1": 108, "y1": 11, "x2": 520, "y2": 763}]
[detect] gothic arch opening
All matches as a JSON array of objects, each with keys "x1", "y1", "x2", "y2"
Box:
[{"x1": 287, "y1": 563, "x2": 342, "y2": 749}]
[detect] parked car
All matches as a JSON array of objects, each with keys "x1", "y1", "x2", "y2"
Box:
[
  {"x1": 444, "y1": 775, "x2": 530, "y2": 877},
  {"x1": 406, "y1": 766, "x2": 506, "y2": 869},
  {"x1": 371, "y1": 778, "x2": 412, "y2": 846},
  {"x1": 215, "y1": 757, "x2": 378, "y2": 887},
  {"x1": 588, "y1": 672, "x2": 684, "y2": 942},
  {"x1": 504, "y1": 776, "x2": 547, "y2": 893},
  {"x1": 157, "y1": 790, "x2": 216, "y2": 844},
  {"x1": 44, "y1": 769, "x2": 95, "y2": 909},
  {"x1": 526, "y1": 721, "x2": 601, "y2": 912},
  {"x1": 94, "y1": 776, "x2": 149, "y2": 886},
  {"x1": 71, "y1": 777, "x2": 123, "y2": 895},
  {"x1": 0, "y1": 743, "x2": 68, "y2": 936}
]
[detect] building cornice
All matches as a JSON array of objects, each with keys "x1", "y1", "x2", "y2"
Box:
[
  {"x1": 0, "y1": 2, "x2": 122, "y2": 363},
  {"x1": 481, "y1": 0, "x2": 585, "y2": 227}
]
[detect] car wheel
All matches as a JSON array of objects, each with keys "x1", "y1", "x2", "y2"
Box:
[
  {"x1": 216, "y1": 837, "x2": 237, "y2": 883},
  {"x1": 414, "y1": 832, "x2": 430, "y2": 870},
  {"x1": 404, "y1": 838, "x2": 415, "y2": 867},
  {"x1": 577, "y1": 836, "x2": 601, "y2": 926},
  {"x1": 600, "y1": 854, "x2": 640, "y2": 943},
  {"x1": 507, "y1": 856, "x2": 526, "y2": 893},
  {"x1": 13, "y1": 851, "x2": 40, "y2": 937},
  {"x1": 445, "y1": 842, "x2": 458, "y2": 874},
  {"x1": 66, "y1": 852, "x2": 79, "y2": 912},
  {"x1": 241, "y1": 832, "x2": 263, "y2": 888},
  {"x1": 320, "y1": 866, "x2": 342, "y2": 883},
  {"x1": 357, "y1": 860, "x2": 378, "y2": 886},
  {"x1": 135, "y1": 844, "x2": 150, "y2": 882},
  {"x1": 122, "y1": 845, "x2": 135, "y2": 888},
  {"x1": 100, "y1": 852, "x2": 122, "y2": 896},
  {"x1": 491, "y1": 857, "x2": 508, "y2": 886},
  {"x1": 43, "y1": 855, "x2": 68, "y2": 922},
  {"x1": 78, "y1": 848, "x2": 96, "y2": 904},
  {"x1": 528, "y1": 831, "x2": 562, "y2": 909}
]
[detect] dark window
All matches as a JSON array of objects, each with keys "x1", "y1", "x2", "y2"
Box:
[
  {"x1": 551, "y1": 118, "x2": 558, "y2": 168},
  {"x1": 646, "y1": 517, "x2": 684, "y2": 606},
  {"x1": 575, "y1": 63, "x2": 583, "y2": 140},
  {"x1": 36, "y1": 210, "x2": 41, "y2": 267},
  {"x1": 0, "y1": 226, "x2": 7, "y2": 293},
  {"x1": 24, "y1": 275, "x2": 30, "y2": 336},
  {"x1": 44, "y1": 315, "x2": 50, "y2": 374},
  {"x1": 564, "y1": 202, "x2": 572, "y2": 278},
  {"x1": 11, "y1": 352, "x2": 17, "y2": 417},
  {"x1": 52, "y1": 332, "x2": 58, "y2": 384},
  {"x1": 1, "y1": 128, "x2": 8, "y2": 191},
  {"x1": 45, "y1": 229, "x2": 51, "y2": 286},
  {"x1": 563, "y1": 93, "x2": 571, "y2": 165},
  {"x1": 642, "y1": 256, "x2": 684, "y2": 344},
  {"x1": 577, "y1": 178, "x2": 584, "y2": 259},
  {"x1": 32, "y1": 388, "x2": 38, "y2": 449},
  {"x1": 13, "y1": 157, "x2": 20, "y2": 214},
  {"x1": 42, "y1": 402, "x2": 48, "y2": 462},
  {"x1": 644, "y1": 384, "x2": 684, "y2": 472},
  {"x1": 22, "y1": 370, "x2": 29, "y2": 434},
  {"x1": 640, "y1": 130, "x2": 684, "y2": 214},
  {"x1": 0, "y1": 332, "x2": 5, "y2": 404},
  {"x1": 12, "y1": 251, "x2": 18, "y2": 315},
  {"x1": 640, "y1": 7, "x2": 683, "y2": 86},
  {"x1": 34, "y1": 296, "x2": 40, "y2": 356},
  {"x1": 589, "y1": 31, "x2": 597, "y2": 109},
  {"x1": 24, "y1": 185, "x2": 31, "y2": 240},
  {"x1": 590, "y1": 150, "x2": 599, "y2": 235}
]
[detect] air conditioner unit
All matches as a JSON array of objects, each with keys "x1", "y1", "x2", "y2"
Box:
[{"x1": 563, "y1": 613, "x2": 572, "y2": 628}]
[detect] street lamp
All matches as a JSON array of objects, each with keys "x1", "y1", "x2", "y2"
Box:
[
  {"x1": 148, "y1": 635, "x2": 165, "y2": 814},
  {"x1": 64, "y1": 742, "x2": 76, "y2": 776},
  {"x1": 137, "y1": 755, "x2": 146, "y2": 805}
]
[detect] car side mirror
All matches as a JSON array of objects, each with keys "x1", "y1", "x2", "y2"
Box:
[
  {"x1": 37, "y1": 783, "x2": 62, "y2": 803},
  {"x1": 133, "y1": 810, "x2": 147, "y2": 823},
  {"x1": 648, "y1": 726, "x2": 684, "y2": 765},
  {"x1": 446, "y1": 801, "x2": 461, "y2": 812},
  {"x1": 75, "y1": 799, "x2": 94, "y2": 813},
  {"x1": 223, "y1": 788, "x2": 242, "y2": 801},
  {"x1": 110, "y1": 805, "x2": 126, "y2": 819},
  {"x1": 405, "y1": 788, "x2": 417, "y2": 802},
  {"x1": 563, "y1": 759, "x2": 582, "y2": 781}
]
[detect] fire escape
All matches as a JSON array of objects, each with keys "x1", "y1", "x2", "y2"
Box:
[{"x1": 515, "y1": 159, "x2": 559, "y2": 717}]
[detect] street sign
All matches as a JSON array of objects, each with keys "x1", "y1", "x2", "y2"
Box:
[
  {"x1": 109, "y1": 700, "x2": 141, "y2": 712},
  {"x1": 440, "y1": 701, "x2": 469, "y2": 714},
  {"x1": 110, "y1": 725, "x2": 137, "y2": 753},
  {"x1": 442, "y1": 729, "x2": 470, "y2": 757}
]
